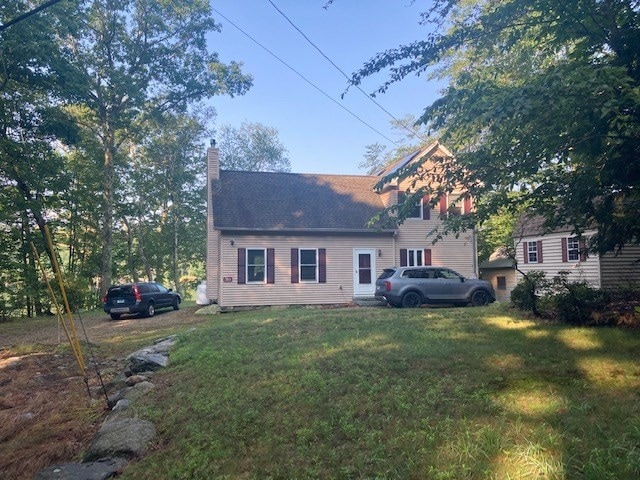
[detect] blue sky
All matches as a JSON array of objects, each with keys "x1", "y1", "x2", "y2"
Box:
[{"x1": 208, "y1": 0, "x2": 443, "y2": 175}]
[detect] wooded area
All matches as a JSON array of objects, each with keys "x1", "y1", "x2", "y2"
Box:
[{"x1": 0, "y1": 0, "x2": 252, "y2": 317}]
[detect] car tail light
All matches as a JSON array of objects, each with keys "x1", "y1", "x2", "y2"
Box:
[
  {"x1": 101, "y1": 295, "x2": 107, "y2": 303},
  {"x1": 133, "y1": 284, "x2": 142, "y2": 302},
  {"x1": 385, "y1": 281, "x2": 391, "y2": 292}
]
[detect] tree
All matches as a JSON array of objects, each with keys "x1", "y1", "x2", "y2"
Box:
[
  {"x1": 218, "y1": 122, "x2": 291, "y2": 172},
  {"x1": 347, "y1": 0, "x2": 640, "y2": 255},
  {"x1": 66, "y1": 0, "x2": 252, "y2": 295},
  {"x1": 358, "y1": 114, "x2": 432, "y2": 174}
]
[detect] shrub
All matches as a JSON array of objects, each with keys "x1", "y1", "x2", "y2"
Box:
[
  {"x1": 549, "y1": 273, "x2": 611, "y2": 325},
  {"x1": 510, "y1": 271, "x2": 549, "y2": 315}
]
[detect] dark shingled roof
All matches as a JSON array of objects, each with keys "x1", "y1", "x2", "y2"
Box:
[{"x1": 212, "y1": 170, "x2": 393, "y2": 233}]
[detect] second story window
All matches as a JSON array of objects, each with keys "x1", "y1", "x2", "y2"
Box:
[
  {"x1": 397, "y1": 191, "x2": 421, "y2": 218},
  {"x1": 527, "y1": 242, "x2": 538, "y2": 263}
]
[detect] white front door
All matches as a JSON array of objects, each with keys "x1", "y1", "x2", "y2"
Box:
[{"x1": 353, "y1": 249, "x2": 376, "y2": 296}]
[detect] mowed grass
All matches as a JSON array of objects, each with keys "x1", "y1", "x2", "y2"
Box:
[{"x1": 123, "y1": 304, "x2": 640, "y2": 479}]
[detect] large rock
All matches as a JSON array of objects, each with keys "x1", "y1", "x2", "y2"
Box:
[
  {"x1": 84, "y1": 418, "x2": 156, "y2": 462},
  {"x1": 35, "y1": 457, "x2": 128, "y2": 480},
  {"x1": 127, "y1": 335, "x2": 177, "y2": 373}
]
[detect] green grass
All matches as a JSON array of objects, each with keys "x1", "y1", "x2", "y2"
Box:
[{"x1": 122, "y1": 304, "x2": 640, "y2": 479}]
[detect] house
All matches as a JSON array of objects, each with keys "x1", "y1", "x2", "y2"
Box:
[
  {"x1": 205, "y1": 142, "x2": 479, "y2": 308},
  {"x1": 479, "y1": 248, "x2": 516, "y2": 302},
  {"x1": 514, "y1": 213, "x2": 640, "y2": 290}
]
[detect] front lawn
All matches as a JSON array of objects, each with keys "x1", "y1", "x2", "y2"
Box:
[{"x1": 124, "y1": 304, "x2": 640, "y2": 479}]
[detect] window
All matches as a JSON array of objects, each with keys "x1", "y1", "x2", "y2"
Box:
[
  {"x1": 527, "y1": 242, "x2": 538, "y2": 263},
  {"x1": 400, "y1": 248, "x2": 432, "y2": 267},
  {"x1": 291, "y1": 248, "x2": 327, "y2": 283},
  {"x1": 567, "y1": 237, "x2": 580, "y2": 261},
  {"x1": 238, "y1": 248, "x2": 275, "y2": 284},
  {"x1": 497, "y1": 276, "x2": 507, "y2": 290},
  {"x1": 398, "y1": 191, "x2": 421, "y2": 218},
  {"x1": 437, "y1": 269, "x2": 463, "y2": 280},
  {"x1": 299, "y1": 248, "x2": 318, "y2": 282},
  {"x1": 247, "y1": 249, "x2": 266, "y2": 283},
  {"x1": 407, "y1": 249, "x2": 423, "y2": 266}
]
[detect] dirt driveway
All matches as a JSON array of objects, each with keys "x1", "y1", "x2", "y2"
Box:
[{"x1": 0, "y1": 305, "x2": 210, "y2": 480}]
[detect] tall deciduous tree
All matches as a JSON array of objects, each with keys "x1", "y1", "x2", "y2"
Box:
[
  {"x1": 66, "y1": 0, "x2": 252, "y2": 295},
  {"x1": 218, "y1": 122, "x2": 291, "y2": 172},
  {"x1": 348, "y1": 0, "x2": 640, "y2": 254}
]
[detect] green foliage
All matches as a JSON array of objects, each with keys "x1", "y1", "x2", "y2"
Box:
[
  {"x1": 218, "y1": 121, "x2": 291, "y2": 172},
  {"x1": 348, "y1": 0, "x2": 640, "y2": 254},
  {"x1": 510, "y1": 270, "x2": 549, "y2": 314},
  {"x1": 548, "y1": 272, "x2": 611, "y2": 325},
  {"x1": 122, "y1": 305, "x2": 640, "y2": 479}
]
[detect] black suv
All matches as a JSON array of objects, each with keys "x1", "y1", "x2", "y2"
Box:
[{"x1": 102, "y1": 282, "x2": 181, "y2": 320}]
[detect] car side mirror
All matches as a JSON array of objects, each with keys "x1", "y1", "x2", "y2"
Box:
[
  {"x1": 168, "y1": 288, "x2": 173, "y2": 292},
  {"x1": 460, "y1": 277, "x2": 465, "y2": 283}
]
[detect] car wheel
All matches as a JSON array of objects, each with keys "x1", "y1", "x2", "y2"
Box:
[
  {"x1": 470, "y1": 290, "x2": 490, "y2": 307},
  {"x1": 143, "y1": 302, "x2": 155, "y2": 318},
  {"x1": 110, "y1": 313, "x2": 121, "y2": 320},
  {"x1": 401, "y1": 291, "x2": 422, "y2": 308},
  {"x1": 173, "y1": 297, "x2": 180, "y2": 311}
]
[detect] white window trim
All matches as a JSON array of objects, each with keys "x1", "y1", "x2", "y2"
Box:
[
  {"x1": 299, "y1": 248, "x2": 319, "y2": 283},
  {"x1": 407, "y1": 249, "x2": 424, "y2": 266},
  {"x1": 398, "y1": 191, "x2": 422, "y2": 219},
  {"x1": 247, "y1": 248, "x2": 267, "y2": 284},
  {"x1": 527, "y1": 241, "x2": 539, "y2": 264},
  {"x1": 567, "y1": 237, "x2": 580, "y2": 262}
]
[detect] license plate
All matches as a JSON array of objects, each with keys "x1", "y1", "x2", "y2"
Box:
[{"x1": 116, "y1": 299, "x2": 125, "y2": 304}]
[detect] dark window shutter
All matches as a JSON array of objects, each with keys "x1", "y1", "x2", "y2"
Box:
[
  {"x1": 238, "y1": 248, "x2": 246, "y2": 284},
  {"x1": 424, "y1": 249, "x2": 432, "y2": 266},
  {"x1": 561, "y1": 238, "x2": 568, "y2": 263},
  {"x1": 439, "y1": 195, "x2": 447, "y2": 216},
  {"x1": 537, "y1": 240, "x2": 543, "y2": 263},
  {"x1": 463, "y1": 197, "x2": 472, "y2": 214},
  {"x1": 319, "y1": 248, "x2": 327, "y2": 283},
  {"x1": 267, "y1": 248, "x2": 275, "y2": 284},
  {"x1": 291, "y1": 248, "x2": 299, "y2": 283},
  {"x1": 580, "y1": 239, "x2": 588, "y2": 262},
  {"x1": 523, "y1": 243, "x2": 529, "y2": 264},
  {"x1": 422, "y1": 195, "x2": 430, "y2": 220},
  {"x1": 400, "y1": 249, "x2": 408, "y2": 267}
]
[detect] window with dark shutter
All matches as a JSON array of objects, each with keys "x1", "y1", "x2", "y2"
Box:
[
  {"x1": 400, "y1": 249, "x2": 408, "y2": 267},
  {"x1": 238, "y1": 248, "x2": 246, "y2": 284},
  {"x1": 319, "y1": 248, "x2": 327, "y2": 283},
  {"x1": 267, "y1": 248, "x2": 275, "y2": 284},
  {"x1": 424, "y1": 249, "x2": 432, "y2": 266},
  {"x1": 291, "y1": 248, "x2": 299, "y2": 283}
]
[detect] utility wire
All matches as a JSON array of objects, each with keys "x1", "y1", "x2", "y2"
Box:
[
  {"x1": 0, "y1": 0, "x2": 65, "y2": 32},
  {"x1": 266, "y1": 0, "x2": 430, "y2": 144},
  {"x1": 211, "y1": 6, "x2": 400, "y2": 146}
]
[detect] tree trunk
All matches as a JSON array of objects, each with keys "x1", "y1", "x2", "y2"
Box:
[
  {"x1": 171, "y1": 206, "x2": 180, "y2": 293},
  {"x1": 136, "y1": 217, "x2": 153, "y2": 281},
  {"x1": 100, "y1": 136, "x2": 115, "y2": 296}
]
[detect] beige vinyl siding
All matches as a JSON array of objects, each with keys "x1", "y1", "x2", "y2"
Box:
[
  {"x1": 217, "y1": 234, "x2": 394, "y2": 308},
  {"x1": 480, "y1": 269, "x2": 516, "y2": 302},
  {"x1": 395, "y1": 219, "x2": 477, "y2": 278},
  {"x1": 599, "y1": 244, "x2": 640, "y2": 289},
  {"x1": 515, "y1": 231, "x2": 601, "y2": 287}
]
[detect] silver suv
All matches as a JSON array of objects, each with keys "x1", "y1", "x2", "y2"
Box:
[{"x1": 375, "y1": 266, "x2": 495, "y2": 308}]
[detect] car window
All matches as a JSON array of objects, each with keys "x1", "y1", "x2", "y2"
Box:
[
  {"x1": 146, "y1": 283, "x2": 160, "y2": 293},
  {"x1": 136, "y1": 284, "x2": 150, "y2": 293},
  {"x1": 378, "y1": 269, "x2": 396, "y2": 280},
  {"x1": 438, "y1": 269, "x2": 462, "y2": 280},
  {"x1": 156, "y1": 284, "x2": 168, "y2": 293}
]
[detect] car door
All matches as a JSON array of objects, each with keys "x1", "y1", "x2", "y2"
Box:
[
  {"x1": 417, "y1": 268, "x2": 449, "y2": 300},
  {"x1": 435, "y1": 268, "x2": 468, "y2": 300},
  {"x1": 153, "y1": 283, "x2": 172, "y2": 307}
]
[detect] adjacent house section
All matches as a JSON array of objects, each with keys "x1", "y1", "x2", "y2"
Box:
[
  {"x1": 514, "y1": 213, "x2": 640, "y2": 290},
  {"x1": 205, "y1": 142, "x2": 480, "y2": 308}
]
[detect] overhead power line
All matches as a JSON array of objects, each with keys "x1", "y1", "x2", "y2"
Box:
[
  {"x1": 266, "y1": 0, "x2": 430, "y2": 144},
  {"x1": 0, "y1": 0, "x2": 65, "y2": 33},
  {"x1": 210, "y1": 6, "x2": 399, "y2": 146}
]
